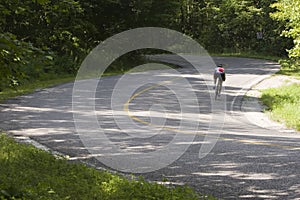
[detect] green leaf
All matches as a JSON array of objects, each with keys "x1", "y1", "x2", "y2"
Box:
[
  {"x1": 45, "y1": 55, "x2": 53, "y2": 60},
  {"x1": 35, "y1": 0, "x2": 50, "y2": 5}
]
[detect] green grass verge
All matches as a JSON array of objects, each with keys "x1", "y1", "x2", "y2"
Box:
[
  {"x1": 276, "y1": 68, "x2": 300, "y2": 78},
  {"x1": 0, "y1": 134, "x2": 214, "y2": 200},
  {"x1": 276, "y1": 59, "x2": 300, "y2": 78},
  {"x1": 0, "y1": 75, "x2": 75, "y2": 103},
  {"x1": 261, "y1": 83, "x2": 300, "y2": 131},
  {"x1": 276, "y1": 67, "x2": 300, "y2": 79}
]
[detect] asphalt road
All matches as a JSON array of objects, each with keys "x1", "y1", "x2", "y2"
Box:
[{"x1": 1, "y1": 56, "x2": 300, "y2": 199}]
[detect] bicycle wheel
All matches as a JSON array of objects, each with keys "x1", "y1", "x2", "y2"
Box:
[
  {"x1": 215, "y1": 76, "x2": 222, "y2": 100},
  {"x1": 215, "y1": 77, "x2": 220, "y2": 100}
]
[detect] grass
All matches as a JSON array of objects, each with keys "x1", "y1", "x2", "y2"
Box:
[
  {"x1": 0, "y1": 134, "x2": 214, "y2": 200},
  {"x1": 277, "y1": 69, "x2": 300, "y2": 79},
  {"x1": 261, "y1": 83, "x2": 300, "y2": 131},
  {"x1": 0, "y1": 75, "x2": 75, "y2": 103},
  {"x1": 277, "y1": 68, "x2": 300, "y2": 78},
  {"x1": 276, "y1": 59, "x2": 300, "y2": 78}
]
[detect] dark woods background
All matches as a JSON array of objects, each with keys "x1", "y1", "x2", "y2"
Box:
[{"x1": 0, "y1": 0, "x2": 299, "y2": 90}]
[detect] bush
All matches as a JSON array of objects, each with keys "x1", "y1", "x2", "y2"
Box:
[{"x1": 0, "y1": 33, "x2": 55, "y2": 90}]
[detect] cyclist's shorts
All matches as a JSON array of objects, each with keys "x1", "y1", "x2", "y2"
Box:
[{"x1": 221, "y1": 73, "x2": 226, "y2": 81}]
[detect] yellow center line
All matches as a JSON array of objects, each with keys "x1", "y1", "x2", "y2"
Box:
[{"x1": 123, "y1": 74, "x2": 300, "y2": 151}]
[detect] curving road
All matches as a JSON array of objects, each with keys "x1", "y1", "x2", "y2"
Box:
[{"x1": 1, "y1": 56, "x2": 300, "y2": 199}]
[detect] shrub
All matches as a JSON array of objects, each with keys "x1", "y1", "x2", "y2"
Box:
[{"x1": 0, "y1": 33, "x2": 54, "y2": 90}]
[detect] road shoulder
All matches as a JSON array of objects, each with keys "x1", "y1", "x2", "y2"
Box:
[{"x1": 241, "y1": 75, "x2": 300, "y2": 133}]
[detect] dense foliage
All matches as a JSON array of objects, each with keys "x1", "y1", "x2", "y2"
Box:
[
  {"x1": 180, "y1": 0, "x2": 289, "y2": 55},
  {"x1": 0, "y1": 0, "x2": 298, "y2": 90},
  {"x1": 270, "y1": 0, "x2": 300, "y2": 68}
]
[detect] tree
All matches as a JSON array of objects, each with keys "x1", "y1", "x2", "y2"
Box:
[{"x1": 271, "y1": 0, "x2": 300, "y2": 60}]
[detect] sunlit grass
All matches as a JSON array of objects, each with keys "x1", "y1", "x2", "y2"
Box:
[
  {"x1": 0, "y1": 134, "x2": 211, "y2": 200},
  {"x1": 277, "y1": 68, "x2": 300, "y2": 78},
  {"x1": 277, "y1": 59, "x2": 300, "y2": 78},
  {"x1": 261, "y1": 83, "x2": 300, "y2": 131}
]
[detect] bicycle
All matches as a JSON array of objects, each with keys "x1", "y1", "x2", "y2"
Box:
[{"x1": 213, "y1": 64, "x2": 226, "y2": 100}]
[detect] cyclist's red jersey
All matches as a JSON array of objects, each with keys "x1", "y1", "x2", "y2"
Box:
[{"x1": 215, "y1": 67, "x2": 225, "y2": 73}]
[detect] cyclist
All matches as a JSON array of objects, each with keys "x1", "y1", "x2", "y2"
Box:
[{"x1": 213, "y1": 64, "x2": 225, "y2": 89}]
